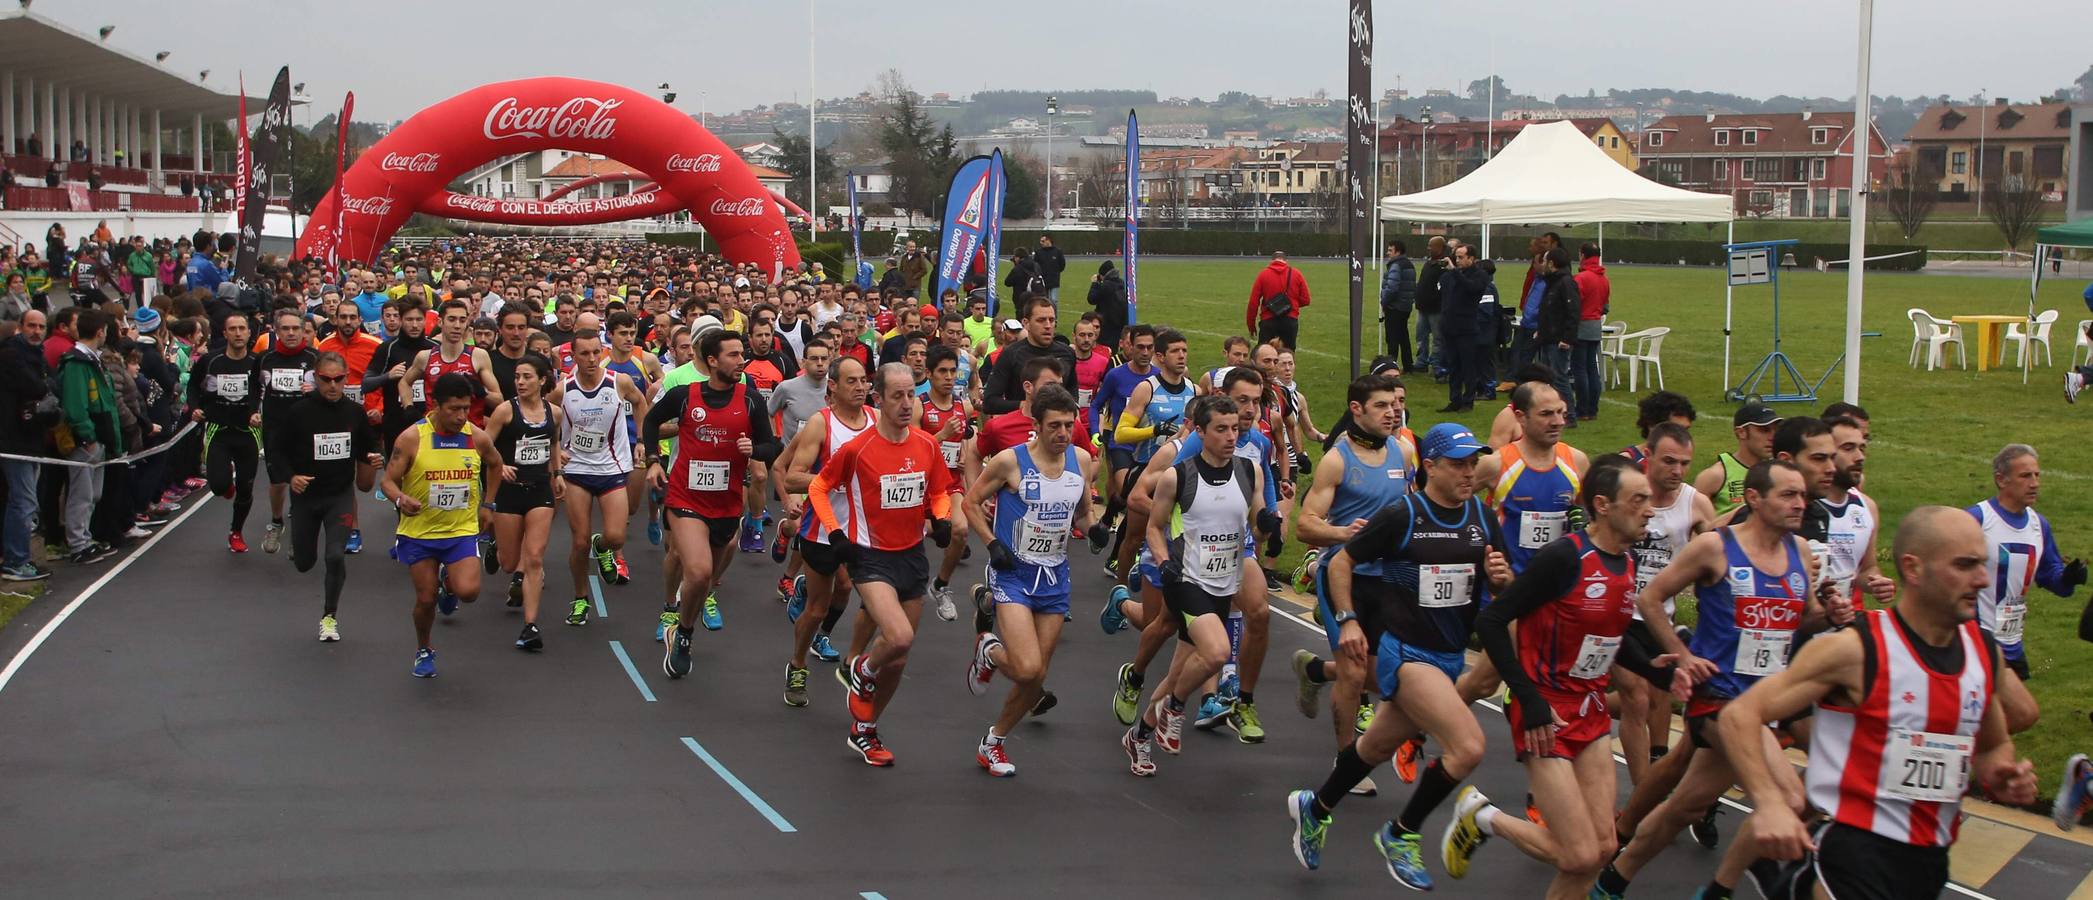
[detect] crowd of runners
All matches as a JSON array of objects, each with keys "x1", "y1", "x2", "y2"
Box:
[{"x1": 126, "y1": 233, "x2": 2093, "y2": 899}]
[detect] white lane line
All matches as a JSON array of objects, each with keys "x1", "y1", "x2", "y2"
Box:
[{"x1": 0, "y1": 495, "x2": 214, "y2": 695}]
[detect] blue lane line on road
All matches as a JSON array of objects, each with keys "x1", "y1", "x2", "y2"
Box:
[
  {"x1": 607, "y1": 641, "x2": 655, "y2": 702},
  {"x1": 860, "y1": 893, "x2": 889, "y2": 899},
  {"x1": 590, "y1": 573, "x2": 607, "y2": 618},
  {"x1": 679, "y1": 736, "x2": 797, "y2": 833}
]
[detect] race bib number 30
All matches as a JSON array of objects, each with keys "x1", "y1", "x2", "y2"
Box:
[
  {"x1": 1884, "y1": 729, "x2": 1973, "y2": 803},
  {"x1": 1417, "y1": 563, "x2": 1475, "y2": 609},
  {"x1": 1520, "y1": 510, "x2": 1568, "y2": 549},
  {"x1": 312, "y1": 432, "x2": 351, "y2": 461},
  {"x1": 880, "y1": 472, "x2": 926, "y2": 509}
]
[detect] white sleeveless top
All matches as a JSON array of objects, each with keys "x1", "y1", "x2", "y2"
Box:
[
  {"x1": 1632, "y1": 484, "x2": 1698, "y2": 620},
  {"x1": 560, "y1": 372, "x2": 632, "y2": 476}
]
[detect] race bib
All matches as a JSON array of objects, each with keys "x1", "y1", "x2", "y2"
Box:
[
  {"x1": 514, "y1": 436, "x2": 550, "y2": 466},
  {"x1": 1186, "y1": 538, "x2": 1242, "y2": 581},
  {"x1": 1997, "y1": 599, "x2": 2026, "y2": 645},
  {"x1": 429, "y1": 482, "x2": 470, "y2": 511},
  {"x1": 1077, "y1": 388, "x2": 1094, "y2": 408},
  {"x1": 312, "y1": 431, "x2": 350, "y2": 461},
  {"x1": 268, "y1": 367, "x2": 307, "y2": 394},
  {"x1": 1883, "y1": 729, "x2": 1973, "y2": 803},
  {"x1": 621, "y1": 398, "x2": 634, "y2": 417},
  {"x1": 939, "y1": 440, "x2": 963, "y2": 470},
  {"x1": 1015, "y1": 517, "x2": 1067, "y2": 565},
  {"x1": 1417, "y1": 563, "x2": 1475, "y2": 609},
  {"x1": 687, "y1": 459, "x2": 731, "y2": 492},
  {"x1": 1520, "y1": 510, "x2": 1568, "y2": 549},
  {"x1": 569, "y1": 429, "x2": 608, "y2": 455},
  {"x1": 212, "y1": 374, "x2": 248, "y2": 401},
  {"x1": 344, "y1": 382, "x2": 363, "y2": 402},
  {"x1": 410, "y1": 380, "x2": 426, "y2": 404},
  {"x1": 1735, "y1": 628, "x2": 1794, "y2": 676},
  {"x1": 1568, "y1": 634, "x2": 1624, "y2": 681},
  {"x1": 879, "y1": 472, "x2": 926, "y2": 509}
]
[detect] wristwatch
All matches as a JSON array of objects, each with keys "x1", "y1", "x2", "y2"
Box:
[{"x1": 1331, "y1": 610, "x2": 1359, "y2": 625}]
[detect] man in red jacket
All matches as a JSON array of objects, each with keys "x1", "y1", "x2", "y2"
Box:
[
  {"x1": 1571, "y1": 242, "x2": 1610, "y2": 421},
  {"x1": 1245, "y1": 251, "x2": 1310, "y2": 351}
]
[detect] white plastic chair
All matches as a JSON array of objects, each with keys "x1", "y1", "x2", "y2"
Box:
[
  {"x1": 1907, "y1": 308, "x2": 1965, "y2": 370},
  {"x1": 2002, "y1": 309, "x2": 2058, "y2": 367},
  {"x1": 1598, "y1": 320, "x2": 1628, "y2": 386},
  {"x1": 2074, "y1": 319, "x2": 2093, "y2": 368},
  {"x1": 1618, "y1": 326, "x2": 1669, "y2": 391}
]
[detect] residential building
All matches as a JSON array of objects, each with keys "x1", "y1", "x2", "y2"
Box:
[
  {"x1": 1905, "y1": 100, "x2": 2072, "y2": 201},
  {"x1": 1240, "y1": 141, "x2": 1345, "y2": 203},
  {"x1": 1634, "y1": 110, "x2": 1889, "y2": 217}
]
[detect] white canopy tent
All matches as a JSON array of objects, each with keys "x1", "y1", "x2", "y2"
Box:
[{"x1": 1377, "y1": 120, "x2": 1747, "y2": 386}]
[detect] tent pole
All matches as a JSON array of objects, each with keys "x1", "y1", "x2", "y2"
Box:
[
  {"x1": 1598, "y1": 222, "x2": 1604, "y2": 255},
  {"x1": 2028, "y1": 243, "x2": 2042, "y2": 385},
  {"x1": 1840, "y1": 0, "x2": 1873, "y2": 404},
  {"x1": 1482, "y1": 224, "x2": 1490, "y2": 259},
  {"x1": 1724, "y1": 220, "x2": 1734, "y2": 393}
]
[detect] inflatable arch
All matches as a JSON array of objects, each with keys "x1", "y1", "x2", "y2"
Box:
[{"x1": 298, "y1": 77, "x2": 800, "y2": 274}]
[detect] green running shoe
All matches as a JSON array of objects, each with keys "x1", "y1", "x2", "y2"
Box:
[
  {"x1": 1229, "y1": 700, "x2": 1266, "y2": 744},
  {"x1": 701, "y1": 593, "x2": 723, "y2": 630},
  {"x1": 1374, "y1": 825, "x2": 1433, "y2": 890},
  {"x1": 1113, "y1": 662, "x2": 1140, "y2": 726},
  {"x1": 784, "y1": 664, "x2": 810, "y2": 707},
  {"x1": 656, "y1": 610, "x2": 678, "y2": 642},
  {"x1": 566, "y1": 597, "x2": 591, "y2": 626},
  {"x1": 592, "y1": 533, "x2": 616, "y2": 579}
]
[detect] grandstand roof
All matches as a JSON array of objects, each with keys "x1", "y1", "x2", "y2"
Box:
[{"x1": 0, "y1": 10, "x2": 267, "y2": 120}]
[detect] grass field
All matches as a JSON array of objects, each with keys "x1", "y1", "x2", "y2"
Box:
[{"x1": 1063, "y1": 253, "x2": 2092, "y2": 799}]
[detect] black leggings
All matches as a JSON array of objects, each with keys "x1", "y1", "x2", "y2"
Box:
[
  {"x1": 290, "y1": 488, "x2": 354, "y2": 615},
  {"x1": 205, "y1": 424, "x2": 259, "y2": 533}
]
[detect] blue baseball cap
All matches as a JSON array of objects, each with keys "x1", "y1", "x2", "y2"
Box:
[{"x1": 1421, "y1": 423, "x2": 1488, "y2": 460}]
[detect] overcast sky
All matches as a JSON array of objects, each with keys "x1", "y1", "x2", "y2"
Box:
[{"x1": 53, "y1": 0, "x2": 2092, "y2": 121}]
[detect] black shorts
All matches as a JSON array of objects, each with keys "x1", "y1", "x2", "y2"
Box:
[
  {"x1": 1162, "y1": 580, "x2": 1236, "y2": 643},
  {"x1": 263, "y1": 430, "x2": 293, "y2": 485},
  {"x1": 667, "y1": 508, "x2": 740, "y2": 549},
  {"x1": 1685, "y1": 703, "x2": 1726, "y2": 750},
  {"x1": 799, "y1": 535, "x2": 848, "y2": 577},
  {"x1": 1791, "y1": 822, "x2": 1949, "y2": 900},
  {"x1": 1624, "y1": 618, "x2": 1665, "y2": 663},
  {"x1": 2006, "y1": 655, "x2": 2031, "y2": 681},
  {"x1": 493, "y1": 479, "x2": 555, "y2": 515},
  {"x1": 1107, "y1": 447, "x2": 1137, "y2": 474},
  {"x1": 852, "y1": 544, "x2": 929, "y2": 601}
]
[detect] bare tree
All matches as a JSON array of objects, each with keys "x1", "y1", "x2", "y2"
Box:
[
  {"x1": 1983, "y1": 174, "x2": 2047, "y2": 249},
  {"x1": 1880, "y1": 156, "x2": 1940, "y2": 239},
  {"x1": 1073, "y1": 150, "x2": 1126, "y2": 223}
]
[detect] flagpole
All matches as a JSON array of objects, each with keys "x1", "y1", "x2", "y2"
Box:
[
  {"x1": 808, "y1": 0, "x2": 818, "y2": 238},
  {"x1": 1840, "y1": 0, "x2": 1872, "y2": 403}
]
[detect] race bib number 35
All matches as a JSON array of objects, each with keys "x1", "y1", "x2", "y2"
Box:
[
  {"x1": 880, "y1": 472, "x2": 926, "y2": 509},
  {"x1": 1520, "y1": 510, "x2": 1568, "y2": 549}
]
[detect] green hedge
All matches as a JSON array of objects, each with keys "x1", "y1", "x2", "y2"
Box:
[
  {"x1": 647, "y1": 229, "x2": 1926, "y2": 271},
  {"x1": 643, "y1": 234, "x2": 852, "y2": 273}
]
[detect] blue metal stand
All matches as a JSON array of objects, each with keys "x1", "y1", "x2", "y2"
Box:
[{"x1": 1724, "y1": 239, "x2": 1817, "y2": 404}]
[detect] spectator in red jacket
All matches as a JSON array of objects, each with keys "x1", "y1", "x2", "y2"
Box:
[
  {"x1": 1571, "y1": 243, "x2": 1610, "y2": 421},
  {"x1": 1245, "y1": 251, "x2": 1310, "y2": 351}
]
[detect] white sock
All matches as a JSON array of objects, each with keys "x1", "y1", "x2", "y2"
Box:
[{"x1": 1476, "y1": 805, "x2": 1501, "y2": 836}]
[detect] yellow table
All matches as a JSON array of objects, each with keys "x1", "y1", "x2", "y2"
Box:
[{"x1": 1949, "y1": 314, "x2": 2028, "y2": 372}]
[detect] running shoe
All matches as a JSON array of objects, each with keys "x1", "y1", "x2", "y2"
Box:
[
  {"x1": 1375, "y1": 824, "x2": 1433, "y2": 891},
  {"x1": 1122, "y1": 726, "x2": 1157, "y2": 777},
  {"x1": 931, "y1": 582, "x2": 957, "y2": 622},
  {"x1": 2070, "y1": 370, "x2": 2086, "y2": 404},
  {"x1": 738, "y1": 518, "x2": 764, "y2": 553},
  {"x1": 700, "y1": 593, "x2": 722, "y2": 630},
  {"x1": 967, "y1": 632, "x2": 1002, "y2": 696},
  {"x1": 1087, "y1": 522, "x2": 1108, "y2": 555},
  {"x1": 480, "y1": 535, "x2": 497, "y2": 573},
  {"x1": 345, "y1": 528, "x2": 362, "y2": 554},
  {"x1": 591, "y1": 533, "x2": 616, "y2": 579},
  {"x1": 437, "y1": 588, "x2": 459, "y2": 617},
  {"x1": 845, "y1": 654, "x2": 878, "y2": 722},
  {"x1": 317, "y1": 615, "x2": 340, "y2": 642},
  {"x1": 1525, "y1": 793, "x2": 1546, "y2": 827},
  {"x1": 656, "y1": 609, "x2": 677, "y2": 642},
  {"x1": 2054, "y1": 754, "x2": 2093, "y2": 830},
  {"x1": 1100, "y1": 584, "x2": 1130, "y2": 635},
  {"x1": 262, "y1": 522, "x2": 283, "y2": 554},
  {"x1": 785, "y1": 575, "x2": 808, "y2": 623},
  {"x1": 1030, "y1": 690, "x2": 1058, "y2": 716},
  {"x1": 1291, "y1": 650, "x2": 1325, "y2": 719},
  {"x1": 1689, "y1": 805, "x2": 1721, "y2": 849},
  {"x1": 977, "y1": 736, "x2": 1016, "y2": 777},
  {"x1": 1743, "y1": 858, "x2": 1795, "y2": 900},
  {"x1": 612, "y1": 552, "x2": 630, "y2": 585},
  {"x1": 663, "y1": 627, "x2": 693, "y2": 679},
  {"x1": 566, "y1": 597, "x2": 590, "y2": 626},
  {"x1": 1591, "y1": 884, "x2": 1626, "y2": 900},
  {"x1": 508, "y1": 573, "x2": 525, "y2": 607},
  {"x1": 122, "y1": 525, "x2": 152, "y2": 541},
  {"x1": 1153, "y1": 698, "x2": 1185, "y2": 754},
  {"x1": 148, "y1": 501, "x2": 181, "y2": 518},
  {"x1": 228, "y1": 531, "x2": 247, "y2": 553},
  {"x1": 1217, "y1": 669, "x2": 1241, "y2": 704},
  {"x1": 516, "y1": 623, "x2": 543, "y2": 651},
  {"x1": 0, "y1": 562, "x2": 51, "y2": 582},
  {"x1": 1351, "y1": 774, "x2": 1379, "y2": 797},
  {"x1": 183, "y1": 476, "x2": 207, "y2": 491},
  {"x1": 775, "y1": 575, "x2": 793, "y2": 601},
  {"x1": 783, "y1": 664, "x2": 809, "y2": 708},
  {"x1": 846, "y1": 728, "x2": 894, "y2": 767},
  {"x1": 412, "y1": 648, "x2": 436, "y2": 678},
  {"x1": 811, "y1": 633, "x2": 840, "y2": 662},
  {"x1": 1229, "y1": 701, "x2": 1266, "y2": 744},
  {"x1": 1292, "y1": 548, "x2": 1321, "y2": 595},
  {"x1": 972, "y1": 584, "x2": 995, "y2": 634},
  {"x1": 771, "y1": 530, "x2": 790, "y2": 563},
  {"x1": 1395, "y1": 736, "x2": 1426, "y2": 784},
  {"x1": 1441, "y1": 785, "x2": 1491, "y2": 880},
  {"x1": 647, "y1": 518, "x2": 663, "y2": 547},
  {"x1": 134, "y1": 511, "x2": 170, "y2": 528},
  {"x1": 1263, "y1": 567, "x2": 1284, "y2": 592},
  {"x1": 71, "y1": 541, "x2": 117, "y2": 564},
  {"x1": 1113, "y1": 663, "x2": 1141, "y2": 726},
  {"x1": 1286, "y1": 790, "x2": 1330, "y2": 871},
  {"x1": 1194, "y1": 693, "x2": 1233, "y2": 731}
]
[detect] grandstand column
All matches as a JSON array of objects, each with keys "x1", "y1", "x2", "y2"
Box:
[
  {"x1": 56, "y1": 86, "x2": 67, "y2": 158},
  {"x1": 3, "y1": 71, "x2": 14, "y2": 155},
  {"x1": 40, "y1": 80, "x2": 52, "y2": 161},
  {"x1": 192, "y1": 113, "x2": 202, "y2": 179},
  {"x1": 151, "y1": 109, "x2": 162, "y2": 186}
]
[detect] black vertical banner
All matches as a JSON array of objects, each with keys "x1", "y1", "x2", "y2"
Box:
[
  {"x1": 1345, "y1": 0, "x2": 1372, "y2": 379},
  {"x1": 237, "y1": 67, "x2": 291, "y2": 285}
]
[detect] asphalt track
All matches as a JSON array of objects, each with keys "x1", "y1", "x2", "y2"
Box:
[{"x1": 0, "y1": 490, "x2": 2035, "y2": 898}]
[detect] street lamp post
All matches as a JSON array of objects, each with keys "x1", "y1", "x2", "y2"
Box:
[
  {"x1": 1045, "y1": 95, "x2": 1058, "y2": 221},
  {"x1": 1419, "y1": 105, "x2": 1433, "y2": 192},
  {"x1": 1975, "y1": 88, "x2": 1987, "y2": 215}
]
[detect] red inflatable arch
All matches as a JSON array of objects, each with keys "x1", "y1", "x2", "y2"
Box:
[{"x1": 298, "y1": 77, "x2": 800, "y2": 274}]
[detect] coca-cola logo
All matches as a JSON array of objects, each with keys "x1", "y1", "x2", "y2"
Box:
[
  {"x1": 380, "y1": 151, "x2": 441, "y2": 173},
  {"x1": 666, "y1": 153, "x2": 723, "y2": 173},
  {"x1": 444, "y1": 194, "x2": 499, "y2": 214},
  {"x1": 483, "y1": 96, "x2": 622, "y2": 142},
  {"x1": 340, "y1": 195, "x2": 396, "y2": 217},
  {"x1": 709, "y1": 197, "x2": 766, "y2": 217}
]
